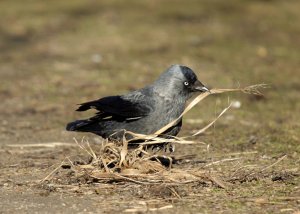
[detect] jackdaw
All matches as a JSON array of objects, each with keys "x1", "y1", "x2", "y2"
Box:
[{"x1": 66, "y1": 65, "x2": 209, "y2": 143}]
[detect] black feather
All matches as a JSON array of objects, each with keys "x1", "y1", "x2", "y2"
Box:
[{"x1": 76, "y1": 95, "x2": 152, "y2": 118}]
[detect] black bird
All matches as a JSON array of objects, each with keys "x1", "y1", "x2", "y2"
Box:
[{"x1": 66, "y1": 65, "x2": 209, "y2": 142}]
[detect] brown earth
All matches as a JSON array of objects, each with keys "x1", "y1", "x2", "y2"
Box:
[{"x1": 0, "y1": 0, "x2": 299, "y2": 213}]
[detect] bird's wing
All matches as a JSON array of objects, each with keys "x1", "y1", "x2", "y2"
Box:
[{"x1": 76, "y1": 91, "x2": 154, "y2": 118}]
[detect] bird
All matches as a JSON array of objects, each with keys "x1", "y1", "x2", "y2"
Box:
[{"x1": 66, "y1": 65, "x2": 209, "y2": 146}]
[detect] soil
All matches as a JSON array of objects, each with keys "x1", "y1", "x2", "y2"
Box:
[{"x1": 0, "y1": 0, "x2": 299, "y2": 213}]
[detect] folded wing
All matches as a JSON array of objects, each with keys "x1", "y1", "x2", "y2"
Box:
[{"x1": 76, "y1": 93, "x2": 153, "y2": 119}]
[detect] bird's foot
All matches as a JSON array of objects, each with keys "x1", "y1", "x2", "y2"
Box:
[
  {"x1": 167, "y1": 144, "x2": 175, "y2": 153},
  {"x1": 150, "y1": 143, "x2": 175, "y2": 153}
]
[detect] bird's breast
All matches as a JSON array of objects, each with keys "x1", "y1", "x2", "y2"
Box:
[
  {"x1": 154, "y1": 98, "x2": 185, "y2": 125},
  {"x1": 120, "y1": 93, "x2": 186, "y2": 135}
]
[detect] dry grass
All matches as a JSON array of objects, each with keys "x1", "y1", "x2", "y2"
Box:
[
  {"x1": 41, "y1": 84, "x2": 275, "y2": 187},
  {"x1": 1, "y1": 0, "x2": 299, "y2": 212}
]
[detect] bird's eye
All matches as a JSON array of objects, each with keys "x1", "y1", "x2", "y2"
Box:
[{"x1": 184, "y1": 81, "x2": 189, "y2": 86}]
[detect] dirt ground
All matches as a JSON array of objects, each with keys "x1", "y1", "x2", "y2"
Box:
[{"x1": 0, "y1": 0, "x2": 299, "y2": 213}]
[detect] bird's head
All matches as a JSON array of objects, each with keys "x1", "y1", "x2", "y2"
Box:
[{"x1": 154, "y1": 64, "x2": 209, "y2": 100}]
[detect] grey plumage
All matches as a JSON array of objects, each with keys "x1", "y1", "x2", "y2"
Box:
[{"x1": 66, "y1": 65, "x2": 209, "y2": 142}]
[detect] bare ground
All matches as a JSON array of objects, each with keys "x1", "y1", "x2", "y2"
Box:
[{"x1": 0, "y1": 0, "x2": 299, "y2": 213}]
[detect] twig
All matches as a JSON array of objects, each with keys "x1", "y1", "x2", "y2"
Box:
[
  {"x1": 168, "y1": 187, "x2": 182, "y2": 199},
  {"x1": 73, "y1": 137, "x2": 94, "y2": 158},
  {"x1": 40, "y1": 158, "x2": 67, "y2": 183},
  {"x1": 192, "y1": 103, "x2": 232, "y2": 136},
  {"x1": 7, "y1": 142, "x2": 76, "y2": 148},
  {"x1": 204, "y1": 158, "x2": 241, "y2": 167},
  {"x1": 154, "y1": 84, "x2": 267, "y2": 135},
  {"x1": 247, "y1": 155, "x2": 287, "y2": 177}
]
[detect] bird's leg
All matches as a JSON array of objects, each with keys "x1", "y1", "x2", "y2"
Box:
[
  {"x1": 163, "y1": 143, "x2": 175, "y2": 153},
  {"x1": 166, "y1": 143, "x2": 175, "y2": 153},
  {"x1": 151, "y1": 144, "x2": 164, "y2": 153},
  {"x1": 150, "y1": 143, "x2": 175, "y2": 153}
]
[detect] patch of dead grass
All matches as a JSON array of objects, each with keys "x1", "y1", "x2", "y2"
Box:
[{"x1": 41, "y1": 84, "x2": 291, "y2": 189}]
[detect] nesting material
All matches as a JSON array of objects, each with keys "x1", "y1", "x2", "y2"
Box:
[{"x1": 43, "y1": 84, "x2": 268, "y2": 187}]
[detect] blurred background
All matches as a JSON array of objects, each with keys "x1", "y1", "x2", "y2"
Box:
[{"x1": 0, "y1": 0, "x2": 299, "y2": 153}]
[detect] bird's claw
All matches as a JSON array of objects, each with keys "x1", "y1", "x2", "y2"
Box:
[{"x1": 150, "y1": 143, "x2": 175, "y2": 153}]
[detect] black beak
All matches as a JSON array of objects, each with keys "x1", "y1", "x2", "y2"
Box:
[{"x1": 193, "y1": 80, "x2": 210, "y2": 93}]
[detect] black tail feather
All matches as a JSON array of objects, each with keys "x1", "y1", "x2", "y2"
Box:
[
  {"x1": 66, "y1": 120, "x2": 91, "y2": 131},
  {"x1": 76, "y1": 100, "x2": 99, "y2": 111}
]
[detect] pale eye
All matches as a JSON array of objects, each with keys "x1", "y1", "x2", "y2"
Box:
[{"x1": 184, "y1": 81, "x2": 189, "y2": 86}]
